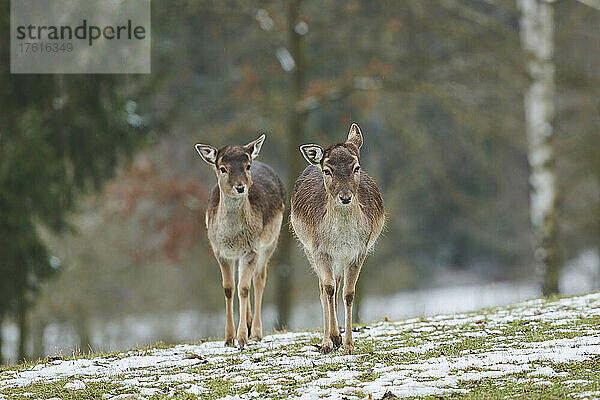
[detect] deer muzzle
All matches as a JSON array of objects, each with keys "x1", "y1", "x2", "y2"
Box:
[{"x1": 338, "y1": 192, "x2": 353, "y2": 205}]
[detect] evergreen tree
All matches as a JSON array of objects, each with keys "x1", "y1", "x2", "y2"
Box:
[{"x1": 0, "y1": 0, "x2": 153, "y2": 362}]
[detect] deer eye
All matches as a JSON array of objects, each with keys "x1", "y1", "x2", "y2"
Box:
[
  {"x1": 246, "y1": 164, "x2": 251, "y2": 171},
  {"x1": 323, "y1": 169, "x2": 331, "y2": 176},
  {"x1": 219, "y1": 167, "x2": 227, "y2": 173},
  {"x1": 354, "y1": 166, "x2": 360, "y2": 173}
]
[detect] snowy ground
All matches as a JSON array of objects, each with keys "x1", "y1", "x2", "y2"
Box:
[
  {"x1": 1, "y1": 292, "x2": 599, "y2": 399},
  {"x1": 1, "y1": 281, "x2": 541, "y2": 364}
]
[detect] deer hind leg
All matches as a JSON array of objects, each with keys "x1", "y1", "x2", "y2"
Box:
[
  {"x1": 216, "y1": 256, "x2": 235, "y2": 346},
  {"x1": 342, "y1": 257, "x2": 365, "y2": 355},
  {"x1": 237, "y1": 251, "x2": 258, "y2": 349},
  {"x1": 330, "y1": 274, "x2": 342, "y2": 348}
]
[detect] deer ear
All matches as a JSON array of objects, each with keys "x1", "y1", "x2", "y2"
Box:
[
  {"x1": 346, "y1": 123, "x2": 363, "y2": 150},
  {"x1": 300, "y1": 144, "x2": 324, "y2": 165},
  {"x1": 245, "y1": 134, "x2": 266, "y2": 159},
  {"x1": 195, "y1": 144, "x2": 218, "y2": 165}
]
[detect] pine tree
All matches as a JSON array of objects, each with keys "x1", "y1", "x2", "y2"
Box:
[{"x1": 0, "y1": 0, "x2": 152, "y2": 362}]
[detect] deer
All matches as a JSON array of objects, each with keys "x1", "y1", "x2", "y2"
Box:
[
  {"x1": 290, "y1": 123, "x2": 385, "y2": 355},
  {"x1": 195, "y1": 134, "x2": 285, "y2": 349}
]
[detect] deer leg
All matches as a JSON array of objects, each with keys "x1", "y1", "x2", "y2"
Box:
[
  {"x1": 237, "y1": 251, "x2": 257, "y2": 349},
  {"x1": 246, "y1": 287, "x2": 252, "y2": 334},
  {"x1": 251, "y1": 267, "x2": 267, "y2": 340},
  {"x1": 330, "y1": 275, "x2": 342, "y2": 348},
  {"x1": 252, "y1": 242, "x2": 275, "y2": 340},
  {"x1": 317, "y1": 278, "x2": 332, "y2": 353},
  {"x1": 315, "y1": 253, "x2": 335, "y2": 353},
  {"x1": 342, "y1": 258, "x2": 364, "y2": 355},
  {"x1": 216, "y1": 256, "x2": 235, "y2": 346}
]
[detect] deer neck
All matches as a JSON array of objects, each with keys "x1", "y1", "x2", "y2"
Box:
[
  {"x1": 325, "y1": 194, "x2": 360, "y2": 218},
  {"x1": 217, "y1": 190, "x2": 251, "y2": 221}
]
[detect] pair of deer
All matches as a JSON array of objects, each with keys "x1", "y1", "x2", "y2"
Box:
[{"x1": 195, "y1": 123, "x2": 385, "y2": 355}]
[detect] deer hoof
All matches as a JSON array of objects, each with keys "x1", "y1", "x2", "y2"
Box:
[
  {"x1": 251, "y1": 329, "x2": 263, "y2": 341},
  {"x1": 321, "y1": 338, "x2": 334, "y2": 354},
  {"x1": 331, "y1": 333, "x2": 342, "y2": 348},
  {"x1": 224, "y1": 338, "x2": 235, "y2": 346},
  {"x1": 343, "y1": 343, "x2": 354, "y2": 355},
  {"x1": 237, "y1": 334, "x2": 248, "y2": 349}
]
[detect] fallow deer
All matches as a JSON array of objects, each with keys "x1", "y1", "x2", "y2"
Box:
[
  {"x1": 195, "y1": 135, "x2": 285, "y2": 348},
  {"x1": 291, "y1": 123, "x2": 385, "y2": 354}
]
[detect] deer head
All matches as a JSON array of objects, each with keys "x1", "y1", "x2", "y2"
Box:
[
  {"x1": 195, "y1": 134, "x2": 265, "y2": 197},
  {"x1": 300, "y1": 123, "x2": 363, "y2": 206}
]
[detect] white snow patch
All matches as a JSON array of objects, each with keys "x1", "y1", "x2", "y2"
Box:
[
  {"x1": 64, "y1": 380, "x2": 85, "y2": 390},
  {"x1": 529, "y1": 366, "x2": 555, "y2": 377},
  {"x1": 574, "y1": 391, "x2": 600, "y2": 399}
]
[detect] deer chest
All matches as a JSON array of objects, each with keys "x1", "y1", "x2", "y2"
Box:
[
  {"x1": 319, "y1": 210, "x2": 369, "y2": 261},
  {"x1": 208, "y1": 218, "x2": 258, "y2": 259}
]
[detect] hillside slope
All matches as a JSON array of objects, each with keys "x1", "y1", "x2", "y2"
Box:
[{"x1": 1, "y1": 292, "x2": 600, "y2": 399}]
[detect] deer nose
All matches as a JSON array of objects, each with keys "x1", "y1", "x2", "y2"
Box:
[
  {"x1": 339, "y1": 194, "x2": 352, "y2": 204},
  {"x1": 235, "y1": 185, "x2": 246, "y2": 194}
]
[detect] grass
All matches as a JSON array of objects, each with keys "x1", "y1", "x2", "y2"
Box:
[{"x1": 1, "y1": 292, "x2": 600, "y2": 400}]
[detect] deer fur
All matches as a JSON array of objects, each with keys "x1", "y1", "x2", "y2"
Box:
[
  {"x1": 290, "y1": 123, "x2": 385, "y2": 354},
  {"x1": 195, "y1": 134, "x2": 285, "y2": 348}
]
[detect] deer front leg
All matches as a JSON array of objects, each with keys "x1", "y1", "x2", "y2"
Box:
[
  {"x1": 317, "y1": 279, "x2": 333, "y2": 353},
  {"x1": 237, "y1": 251, "x2": 257, "y2": 349},
  {"x1": 252, "y1": 242, "x2": 275, "y2": 341},
  {"x1": 330, "y1": 275, "x2": 342, "y2": 348},
  {"x1": 246, "y1": 292, "x2": 252, "y2": 334},
  {"x1": 216, "y1": 256, "x2": 235, "y2": 346},
  {"x1": 315, "y1": 253, "x2": 335, "y2": 353},
  {"x1": 342, "y1": 258, "x2": 364, "y2": 355},
  {"x1": 251, "y1": 267, "x2": 266, "y2": 340}
]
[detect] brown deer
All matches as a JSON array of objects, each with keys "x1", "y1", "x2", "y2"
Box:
[
  {"x1": 291, "y1": 123, "x2": 385, "y2": 354},
  {"x1": 195, "y1": 134, "x2": 285, "y2": 348}
]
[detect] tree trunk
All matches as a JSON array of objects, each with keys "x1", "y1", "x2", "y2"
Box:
[
  {"x1": 0, "y1": 313, "x2": 4, "y2": 365},
  {"x1": 275, "y1": 0, "x2": 306, "y2": 330},
  {"x1": 17, "y1": 287, "x2": 28, "y2": 362},
  {"x1": 518, "y1": 0, "x2": 561, "y2": 296},
  {"x1": 74, "y1": 304, "x2": 92, "y2": 354},
  {"x1": 32, "y1": 319, "x2": 46, "y2": 360}
]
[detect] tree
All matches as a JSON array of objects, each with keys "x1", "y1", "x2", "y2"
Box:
[
  {"x1": 0, "y1": 0, "x2": 153, "y2": 362},
  {"x1": 273, "y1": 0, "x2": 306, "y2": 330},
  {"x1": 518, "y1": 0, "x2": 561, "y2": 296}
]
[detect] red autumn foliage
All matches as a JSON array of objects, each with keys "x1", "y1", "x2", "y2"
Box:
[{"x1": 105, "y1": 159, "x2": 208, "y2": 263}]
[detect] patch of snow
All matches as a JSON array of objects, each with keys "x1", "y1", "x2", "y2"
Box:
[
  {"x1": 529, "y1": 366, "x2": 555, "y2": 377},
  {"x1": 574, "y1": 391, "x2": 600, "y2": 399},
  {"x1": 157, "y1": 372, "x2": 196, "y2": 383},
  {"x1": 563, "y1": 379, "x2": 590, "y2": 386},
  {"x1": 103, "y1": 394, "x2": 144, "y2": 400},
  {"x1": 185, "y1": 384, "x2": 206, "y2": 395},
  {"x1": 64, "y1": 380, "x2": 85, "y2": 390}
]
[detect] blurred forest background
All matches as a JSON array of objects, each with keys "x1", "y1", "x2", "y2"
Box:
[{"x1": 1, "y1": 0, "x2": 600, "y2": 364}]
